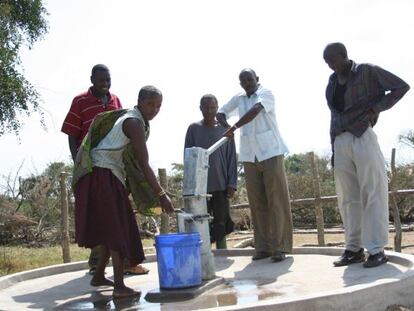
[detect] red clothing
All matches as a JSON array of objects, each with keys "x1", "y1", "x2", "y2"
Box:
[
  {"x1": 75, "y1": 167, "x2": 145, "y2": 265},
  {"x1": 61, "y1": 88, "x2": 122, "y2": 147}
]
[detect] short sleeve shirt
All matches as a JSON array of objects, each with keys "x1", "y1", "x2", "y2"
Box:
[
  {"x1": 218, "y1": 85, "x2": 289, "y2": 162},
  {"x1": 61, "y1": 88, "x2": 123, "y2": 148}
]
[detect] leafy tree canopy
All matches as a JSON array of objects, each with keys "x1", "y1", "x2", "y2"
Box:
[{"x1": 0, "y1": 0, "x2": 48, "y2": 135}]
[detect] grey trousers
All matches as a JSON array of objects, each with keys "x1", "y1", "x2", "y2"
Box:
[
  {"x1": 244, "y1": 155, "x2": 293, "y2": 254},
  {"x1": 334, "y1": 127, "x2": 389, "y2": 255}
]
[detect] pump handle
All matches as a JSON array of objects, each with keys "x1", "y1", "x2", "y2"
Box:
[{"x1": 207, "y1": 137, "x2": 228, "y2": 156}]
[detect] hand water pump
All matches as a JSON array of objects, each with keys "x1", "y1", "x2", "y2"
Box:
[{"x1": 177, "y1": 137, "x2": 229, "y2": 280}]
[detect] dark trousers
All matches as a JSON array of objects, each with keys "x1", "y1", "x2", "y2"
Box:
[{"x1": 207, "y1": 190, "x2": 234, "y2": 244}]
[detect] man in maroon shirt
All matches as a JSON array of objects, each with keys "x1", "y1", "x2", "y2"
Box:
[
  {"x1": 62, "y1": 64, "x2": 149, "y2": 276},
  {"x1": 62, "y1": 64, "x2": 122, "y2": 158}
]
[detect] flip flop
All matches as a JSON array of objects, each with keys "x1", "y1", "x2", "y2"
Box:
[{"x1": 124, "y1": 265, "x2": 149, "y2": 275}]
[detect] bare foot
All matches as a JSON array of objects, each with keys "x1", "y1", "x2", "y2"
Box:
[
  {"x1": 90, "y1": 276, "x2": 114, "y2": 287},
  {"x1": 113, "y1": 286, "x2": 141, "y2": 299}
]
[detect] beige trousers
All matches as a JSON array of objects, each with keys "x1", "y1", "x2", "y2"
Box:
[
  {"x1": 334, "y1": 127, "x2": 389, "y2": 255},
  {"x1": 244, "y1": 155, "x2": 293, "y2": 254}
]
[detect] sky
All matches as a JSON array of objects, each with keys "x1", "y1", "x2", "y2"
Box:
[{"x1": 1, "y1": 0, "x2": 414, "y2": 180}]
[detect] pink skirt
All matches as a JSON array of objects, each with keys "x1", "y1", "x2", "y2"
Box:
[{"x1": 74, "y1": 167, "x2": 145, "y2": 265}]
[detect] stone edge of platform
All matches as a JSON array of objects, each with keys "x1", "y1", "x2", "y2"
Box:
[
  {"x1": 0, "y1": 253, "x2": 157, "y2": 291},
  {"x1": 1, "y1": 247, "x2": 413, "y2": 293}
]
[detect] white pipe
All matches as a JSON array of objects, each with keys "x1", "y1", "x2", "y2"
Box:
[{"x1": 207, "y1": 137, "x2": 228, "y2": 156}]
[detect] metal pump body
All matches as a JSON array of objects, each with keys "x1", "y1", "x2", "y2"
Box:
[{"x1": 178, "y1": 137, "x2": 228, "y2": 280}]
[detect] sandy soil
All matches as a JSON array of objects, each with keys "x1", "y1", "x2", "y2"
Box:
[{"x1": 225, "y1": 231, "x2": 414, "y2": 255}]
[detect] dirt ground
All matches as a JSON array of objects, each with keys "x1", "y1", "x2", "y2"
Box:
[{"x1": 225, "y1": 230, "x2": 414, "y2": 255}]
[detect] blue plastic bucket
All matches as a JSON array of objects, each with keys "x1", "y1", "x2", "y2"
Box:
[{"x1": 155, "y1": 232, "x2": 202, "y2": 289}]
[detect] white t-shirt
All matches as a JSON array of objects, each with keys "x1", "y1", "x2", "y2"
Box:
[{"x1": 218, "y1": 85, "x2": 288, "y2": 162}]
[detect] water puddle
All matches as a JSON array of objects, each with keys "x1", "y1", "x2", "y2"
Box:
[
  {"x1": 55, "y1": 278, "x2": 285, "y2": 310},
  {"x1": 215, "y1": 278, "x2": 283, "y2": 306}
]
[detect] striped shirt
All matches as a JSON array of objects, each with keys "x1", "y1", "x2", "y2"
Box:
[
  {"x1": 61, "y1": 88, "x2": 122, "y2": 147},
  {"x1": 326, "y1": 61, "x2": 410, "y2": 149}
]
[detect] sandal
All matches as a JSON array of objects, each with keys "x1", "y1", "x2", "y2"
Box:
[{"x1": 124, "y1": 264, "x2": 149, "y2": 275}]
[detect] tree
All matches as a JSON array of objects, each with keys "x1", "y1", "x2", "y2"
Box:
[
  {"x1": 0, "y1": 0, "x2": 48, "y2": 135},
  {"x1": 285, "y1": 153, "x2": 340, "y2": 226},
  {"x1": 399, "y1": 130, "x2": 414, "y2": 149}
]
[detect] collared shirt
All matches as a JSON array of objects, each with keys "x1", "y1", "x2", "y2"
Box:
[
  {"x1": 184, "y1": 121, "x2": 238, "y2": 192},
  {"x1": 326, "y1": 61, "x2": 410, "y2": 148},
  {"x1": 218, "y1": 85, "x2": 289, "y2": 163},
  {"x1": 61, "y1": 87, "x2": 123, "y2": 147}
]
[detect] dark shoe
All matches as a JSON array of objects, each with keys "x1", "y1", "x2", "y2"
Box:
[
  {"x1": 270, "y1": 252, "x2": 286, "y2": 262},
  {"x1": 89, "y1": 267, "x2": 97, "y2": 275},
  {"x1": 252, "y1": 252, "x2": 271, "y2": 261},
  {"x1": 333, "y1": 248, "x2": 365, "y2": 267},
  {"x1": 363, "y1": 251, "x2": 388, "y2": 268}
]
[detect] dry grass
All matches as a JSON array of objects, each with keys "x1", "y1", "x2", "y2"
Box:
[
  {"x1": 0, "y1": 244, "x2": 90, "y2": 277},
  {"x1": 0, "y1": 239, "x2": 154, "y2": 277}
]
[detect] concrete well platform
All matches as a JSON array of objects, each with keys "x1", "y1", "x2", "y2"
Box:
[{"x1": 1, "y1": 247, "x2": 414, "y2": 311}]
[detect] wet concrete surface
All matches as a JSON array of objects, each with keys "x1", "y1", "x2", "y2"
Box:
[
  {"x1": 0, "y1": 249, "x2": 413, "y2": 310},
  {"x1": 53, "y1": 278, "x2": 287, "y2": 310},
  {"x1": 144, "y1": 277, "x2": 225, "y2": 303}
]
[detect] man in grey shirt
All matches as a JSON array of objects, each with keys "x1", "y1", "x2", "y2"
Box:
[
  {"x1": 184, "y1": 94, "x2": 237, "y2": 249},
  {"x1": 323, "y1": 42, "x2": 410, "y2": 268}
]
